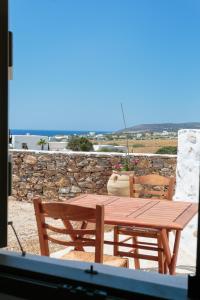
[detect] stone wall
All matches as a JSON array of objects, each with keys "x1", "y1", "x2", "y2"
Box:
[{"x1": 10, "y1": 150, "x2": 177, "y2": 202}]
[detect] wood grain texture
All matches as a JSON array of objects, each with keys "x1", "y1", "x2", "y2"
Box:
[
  {"x1": 68, "y1": 194, "x2": 198, "y2": 230},
  {"x1": 33, "y1": 197, "x2": 129, "y2": 268},
  {"x1": 69, "y1": 194, "x2": 198, "y2": 275},
  {"x1": 130, "y1": 174, "x2": 176, "y2": 200}
]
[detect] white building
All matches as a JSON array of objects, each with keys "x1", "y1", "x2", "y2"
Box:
[
  {"x1": 93, "y1": 144, "x2": 127, "y2": 153},
  {"x1": 161, "y1": 130, "x2": 169, "y2": 136},
  {"x1": 48, "y1": 141, "x2": 68, "y2": 151},
  {"x1": 136, "y1": 133, "x2": 142, "y2": 138},
  {"x1": 12, "y1": 135, "x2": 49, "y2": 151}
]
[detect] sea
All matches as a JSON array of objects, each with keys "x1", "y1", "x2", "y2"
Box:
[{"x1": 10, "y1": 129, "x2": 110, "y2": 137}]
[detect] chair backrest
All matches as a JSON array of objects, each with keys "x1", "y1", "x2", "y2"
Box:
[
  {"x1": 129, "y1": 174, "x2": 175, "y2": 200},
  {"x1": 33, "y1": 197, "x2": 104, "y2": 263}
]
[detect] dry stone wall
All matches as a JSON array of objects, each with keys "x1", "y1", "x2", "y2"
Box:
[{"x1": 10, "y1": 150, "x2": 177, "y2": 202}]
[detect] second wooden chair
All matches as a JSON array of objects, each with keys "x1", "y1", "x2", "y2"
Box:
[{"x1": 113, "y1": 174, "x2": 175, "y2": 273}]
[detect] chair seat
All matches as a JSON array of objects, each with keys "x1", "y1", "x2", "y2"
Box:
[
  {"x1": 117, "y1": 225, "x2": 160, "y2": 237},
  {"x1": 61, "y1": 250, "x2": 128, "y2": 268}
]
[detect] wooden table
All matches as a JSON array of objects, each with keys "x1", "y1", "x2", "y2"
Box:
[{"x1": 68, "y1": 194, "x2": 198, "y2": 275}]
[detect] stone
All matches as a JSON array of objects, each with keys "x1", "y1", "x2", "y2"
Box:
[
  {"x1": 58, "y1": 196, "x2": 69, "y2": 201},
  {"x1": 23, "y1": 155, "x2": 37, "y2": 165},
  {"x1": 137, "y1": 159, "x2": 151, "y2": 169},
  {"x1": 11, "y1": 189, "x2": 18, "y2": 196},
  {"x1": 27, "y1": 192, "x2": 34, "y2": 201},
  {"x1": 32, "y1": 173, "x2": 43, "y2": 177},
  {"x1": 77, "y1": 159, "x2": 89, "y2": 167},
  {"x1": 25, "y1": 183, "x2": 31, "y2": 189},
  {"x1": 43, "y1": 188, "x2": 58, "y2": 199},
  {"x1": 38, "y1": 155, "x2": 52, "y2": 162},
  {"x1": 29, "y1": 177, "x2": 38, "y2": 184},
  {"x1": 59, "y1": 187, "x2": 71, "y2": 194},
  {"x1": 83, "y1": 165, "x2": 105, "y2": 172},
  {"x1": 96, "y1": 180, "x2": 104, "y2": 185},
  {"x1": 152, "y1": 159, "x2": 164, "y2": 169},
  {"x1": 8, "y1": 196, "x2": 17, "y2": 201},
  {"x1": 19, "y1": 182, "x2": 27, "y2": 189},
  {"x1": 18, "y1": 189, "x2": 28, "y2": 197},
  {"x1": 78, "y1": 182, "x2": 93, "y2": 189},
  {"x1": 43, "y1": 181, "x2": 56, "y2": 188},
  {"x1": 161, "y1": 168, "x2": 170, "y2": 173},
  {"x1": 67, "y1": 167, "x2": 80, "y2": 172},
  {"x1": 12, "y1": 174, "x2": 20, "y2": 183},
  {"x1": 34, "y1": 184, "x2": 43, "y2": 191},
  {"x1": 71, "y1": 186, "x2": 82, "y2": 193},
  {"x1": 44, "y1": 170, "x2": 57, "y2": 176},
  {"x1": 56, "y1": 161, "x2": 67, "y2": 168},
  {"x1": 55, "y1": 177, "x2": 70, "y2": 187},
  {"x1": 47, "y1": 163, "x2": 56, "y2": 171}
]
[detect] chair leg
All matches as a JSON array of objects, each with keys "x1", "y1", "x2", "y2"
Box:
[
  {"x1": 132, "y1": 236, "x2": 140, "y2": 269},
  {"x1": 114, "y1": 226, "x2": 119, "y2": 256},
  {"x1": 125, "y1": 258, "x2": 129, "y2": 268},
  {"x1": 164, "y1": 258, "x2": 168, "y2": 274},
  {"x1": 158, "y1": 237, "x2": 164, "y2": 274}
]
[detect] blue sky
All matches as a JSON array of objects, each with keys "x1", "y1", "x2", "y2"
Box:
[{"x1": 10, "y1": 0, "x2": 200, "y2": 131}]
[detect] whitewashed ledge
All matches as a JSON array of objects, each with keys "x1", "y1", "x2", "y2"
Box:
[{"x1": 9, "y1": 149, "x2": 177, "y2": 158}]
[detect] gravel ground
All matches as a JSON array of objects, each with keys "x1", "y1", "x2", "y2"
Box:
[
  {"x1": 5, "y1": 199, "x2": 109, "y2": 255},
  {"x1": 5, "y1": 199, "x2": 67, "y2": 255},
  {"x1": 6, "y1": 200, "x2": 41, "y2": 254}
]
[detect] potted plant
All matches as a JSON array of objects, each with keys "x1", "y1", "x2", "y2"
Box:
[{"x1": 107, "y1": 156, "x2": 139, "y2": 197}]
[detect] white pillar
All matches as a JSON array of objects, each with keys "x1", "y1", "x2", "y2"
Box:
[
  {"x1": 173, "y1": 129, "x2": 199, "y2": 271},
  {"x1": 174, "y1": 129, "x2": 200, "y2": 202}
]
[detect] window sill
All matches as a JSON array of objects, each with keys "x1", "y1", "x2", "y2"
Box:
[{"x1": 0, "y1": 250, "x2": 188, "y2": 299}]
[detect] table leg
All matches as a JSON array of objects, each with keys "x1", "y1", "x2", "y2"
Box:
[
  {"x1": 164, "y1": 259, "x2": 168, "y2": 274},
  {"x1": 163, "y1": 230, "x2": 169, "y2": 274},
  {"x1": 160, "y1": 229, "x2": 172, "y2": 273},
  {"x1": 132, "y1": 236, "x2": 140, "y2": 269},
  {"x1": 169, "y1": 230, "x2": 181, "y2": 275}
]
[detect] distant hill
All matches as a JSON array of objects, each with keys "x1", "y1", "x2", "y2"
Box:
[{"x1": 116, "y1": 122, "x2": 200, "y2": 133}]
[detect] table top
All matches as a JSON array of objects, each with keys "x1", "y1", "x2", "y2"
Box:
[{"x1": 68, "y1": 194, "x2": 198, "y2": 230}]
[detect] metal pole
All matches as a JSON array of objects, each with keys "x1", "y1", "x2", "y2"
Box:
[{"x1": 0, "y1": 0, "x2": 8, "y2": 247}]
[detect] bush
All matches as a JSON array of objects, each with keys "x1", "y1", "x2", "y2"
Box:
[
  {"x1": 156, "y1": 146, "x2": 177, "y2": 154},
  {"x1": 105, "y1": 135, "x2": 114, "y2": 140},
  {"x1": 132, "y1": 143, "x2": 145, "y2": 148},
  {"x1": 97, "y1": 147, "x2": 125, "y2": 153},
  {"x1": 97, "y1": 147, "x2": 112, "y2": 152},
  {"x1": 68, "y1": 136, "x2": 93, "y2": 152}
]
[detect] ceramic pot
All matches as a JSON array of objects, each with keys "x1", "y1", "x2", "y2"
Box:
[{"x1": 107, "y1": 171, "x2": 134, "y2": 197}]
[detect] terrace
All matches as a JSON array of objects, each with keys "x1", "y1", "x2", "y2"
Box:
[
  {"x1": 6, "y1": 129, "x2": 198, "y2": 277},
  {"x1": 2, "y1": 137, "x2": 198, "y2": 299},
  {"x1": 1, "y1": 1, "x2": 200, "y2": 298}
]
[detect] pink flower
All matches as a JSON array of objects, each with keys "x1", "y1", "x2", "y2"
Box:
[
  {"x1": 131, "y1": 159, "x2": 139, "y2": 165},
  {"x1": 113, "y1": 158, "x2": 139, "y2": 171},
  {"x1": 113, "y1": 163, "x2": 122, "y2": 170}
]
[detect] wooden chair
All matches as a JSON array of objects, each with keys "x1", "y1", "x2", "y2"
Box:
[
  {"x1": 34, "y1": 197, "x2": 128, "y2": 268},
  {"x1": 113, "y1": 174, "x2": 175, "y2": 273}
]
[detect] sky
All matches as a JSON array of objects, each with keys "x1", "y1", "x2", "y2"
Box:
[{"x1": 9, "y1": 0, "x2": 200, "y2": 131}]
